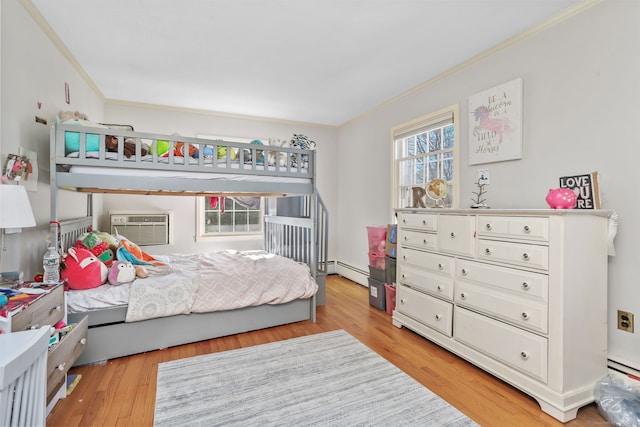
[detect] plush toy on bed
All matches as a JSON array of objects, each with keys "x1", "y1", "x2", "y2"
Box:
[
  {"x1": 108, "y1": 261, "x2": 137, "y2": 286},
  {"x1": 105, "y1": 135, "x2": 149, "y2": 158},
  {"x1": 61, "y1": 247, "x2": 108, "y2": 290},
  {"x1": 75, "y1": 231, "x2": 115, "y2": 267}
]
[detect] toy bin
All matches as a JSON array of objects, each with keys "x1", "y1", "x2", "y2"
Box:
[
  {"x1": 368, "y1": 265, "x2": 386, "y2": 283},
  {"x1": 368, "y1": 252, "x2": 386, "y2": 270},
  {"x1": 367, "y1": 226, "x2": 387, "y2": 253},
  {"x1": 368, "y1": 277, "x2": 386, "y2": 311},
  {"x1": 385, "y1": 256, "x2": 396, "y2": 284},
  {"x1": 385, "y1": 283, "x2": 396, "y2": 315}
]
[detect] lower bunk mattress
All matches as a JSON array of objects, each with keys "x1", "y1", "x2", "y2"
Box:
[{"x1": 66, "y1": 250, "x2": 318, "y2": 323}]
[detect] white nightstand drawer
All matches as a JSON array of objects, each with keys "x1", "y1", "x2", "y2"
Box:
[
  {"x1": 455, "y1": 307, "x2": 548, "y2": 383},
  {"x1": 437, "y1": 215, "x2": 476, "y2": 257},
  {"x1": 399, "y1": 263, "x2": 454, "y2": 300},
  {"x1": 456, "y1": 259, "x2": 548, "y2": 303},
  {"x1": 400, "y1": 230, "x2": 438, "y2": 251},
  {"x1": 477, "y1": 239, "x2": 549, "y2": 271},
  {"x1": 398, "y1": 213, "x2": 438, "y2": 231},
  {"x1": 397, "y1": 285, "x2": 453, "y2": 337},
  {"x1": 455, "y1": 280, "x2": 548, "y2": 334},
  {"x1": 477, "y1": 216, "x2": 549, "y2": 242}
]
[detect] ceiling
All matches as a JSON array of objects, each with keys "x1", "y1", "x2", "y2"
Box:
[{"x1": 28, "y1": 0, "x2": 584, "y2": 126}]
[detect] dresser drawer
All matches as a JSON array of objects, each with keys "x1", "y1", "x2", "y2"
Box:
[
  {"x1": 399, "y1": 264, "x2": 454, "y2": 300},
  {"x1": 397, "y1": 285, "x2": 453, "y2": 337},
  {"x1": 456, "y1": 259, "x2": 548, "y2": 303},
  {"x1": 437, "y1": 215, "x2": 475, "y2": 257},
  {"x1": 398, "y1": 213, "x2": 438, "y2": 231},
  {"x1": 47, "y1": 315, "x2": 88, "y2": 403},
  {"x1": 455, "y1": 280, "x2": 548, "y2": 334},
  {"x1": 400, "y1": 230, "x2": 438, "y2": 251},
  {"x1": 477, "y1": 239, "x2": 549, "y2": 271},
  {"x1": 477, "y1": 216, "x2": 549, "y2": 242},
  {"x1": 454, "y1": 307, "x2": 548, "y2": 383},
  {"x1": 11, "y1": 285, "x2": 64, "y2": 332},
  {"x1": 399, "y1": 247, "x2": 454, "y2": 275}
]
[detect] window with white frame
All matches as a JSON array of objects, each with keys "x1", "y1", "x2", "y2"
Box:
[
  {"x1": 196, "y1": 134, "x2": 266, "y2": 238},
  {"x1": 391, "y1": 105, "x2": 459, "y2": 210}
]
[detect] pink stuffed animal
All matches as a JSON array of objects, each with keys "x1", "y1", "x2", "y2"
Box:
[
  {"x1": 545, "y1": 188, "x2": 578, "y2": 209},
  {"x1": 108, "y1": 261, "x2": 136, "y2": 286},
  {"x1": 61, "y1": 247, "x2": 108, "y2": 290}
]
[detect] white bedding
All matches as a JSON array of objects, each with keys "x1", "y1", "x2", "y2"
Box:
[{"x1": 66, "y1": 250, "x2": 318, "y2": 322}]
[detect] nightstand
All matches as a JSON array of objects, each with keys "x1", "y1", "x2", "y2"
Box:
[{"x1": 0, "y1": 284, "x2": 88, "y2": 410}]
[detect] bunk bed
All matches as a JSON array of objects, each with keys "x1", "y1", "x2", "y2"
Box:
[{"x1": 50, "y1": 123, "x2": 328, "y2": 366}]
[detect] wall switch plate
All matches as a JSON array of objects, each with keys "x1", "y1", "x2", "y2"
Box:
[
  {"x1": 478, "y1": 169, "x2": 490, "y2": 185},
  {"x1": 617, "y1": 310, "x2": 634, "y2": 333}
]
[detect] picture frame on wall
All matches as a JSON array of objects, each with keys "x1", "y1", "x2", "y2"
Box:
[{"x1": 468, "y1": 77, "x2": 523, "y2": 165}]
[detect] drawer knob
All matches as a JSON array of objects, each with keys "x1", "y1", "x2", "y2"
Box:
[
  {"x1": 402, "y1": 273, "x2": 406, "y2": 279},
  {"x1": 523, "y1": 225, "x2": 531, "y2": 233},
  {"x1": 460, "y1": 292, "x2": 467, "y2": 299},
  {"x1": 402, "y1": 219, "x2": 407, "y2": 224},
  {"x1": 400, "y1": 298, "x2": 406, "y2": 304},
  {"x1": 435, "y1": 314, "x2": 441, "y2": 321},
  {"x1": 460, "y1": 268, "x2": 468, "y2": 276},
  {"x1": 423, "y1": 239, "x2": 427, "y2": 245},
  {"x1": 30, "y1": 324, "x2": 39, "y2": 330},
  {"x1": 485, "y1": 223, "x2": 492, "y2": 231},
  {"x1": 422, "y1": 219, "x2": 427, "y2": 225},
  {"x1": 485, "y1": 248, "x2": 492, "y2": 255},
  {"x1": 57, "y1": 362, "x2": 66, "y2": 371},
  {"x1": 521, "y1": 282, "x2": 530, "y2": 290},
  {"x1": 450, "y1": 232, "x2": 456, "y2": 238},
  {"x1": 80, "y1": 338, "x2": 87, "y2": 345},
  {"x1": 521, "y1": 312, "x2": 529, "y2": 320},
  {"x1": 436, "y1": 285, "x2": 443, "y2": 292},
  {"x1": 522, "y1": 253, "x2": 530, "y2": 261},
  {"x1": 520, "y1": 351, "x2": 529, "y2": 360},
  {"x1": 54, "y1": 305, "x2": 62, "y2": 312},
  {"x1": 404, "y1": 236, "x2": 408, "y2": 241},
  {"x1": 403, "y1": 255, "x2": 407, "y2": 261},
  {"x1": 437, "y1": 263, "x2": 444, "y2": 270}
]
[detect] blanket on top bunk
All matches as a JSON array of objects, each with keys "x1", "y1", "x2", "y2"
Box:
[{"x1": 66, "y1": 250, "x2": 318, "y2": 323}]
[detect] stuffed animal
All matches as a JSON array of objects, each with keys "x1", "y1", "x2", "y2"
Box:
[
  {"x1": 108, "y1": 261, "x2": 136, "y2": 286},
  {"x1": 61, "y1": 247, "x2": 108, "y2": 290},
  {"x1": 289, "y1": 134, "x2": 316, "y2": 167},
  {"x1": 75, "y1": 231, "x2": 115, "y2": 266},
  {"x1": 267, "y1": 138, "x2": 289, "y2": 167},
  {"x1": 105, "y1": 135, "x2": 148, "y2": 158}
]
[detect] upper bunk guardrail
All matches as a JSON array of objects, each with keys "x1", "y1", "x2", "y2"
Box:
[{"x1": 52, "y1": 124, "x2": 315, "y2": 179}]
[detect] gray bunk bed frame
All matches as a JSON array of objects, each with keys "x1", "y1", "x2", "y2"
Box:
[{"x1": 50, "y1": 124, "x2": 328, "y2": 366}]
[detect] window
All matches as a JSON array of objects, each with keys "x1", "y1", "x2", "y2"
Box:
[
  {"x1": 391, "y1": 105, "x2": 459, "y2": 211},
  {"x1": 200, "y1": 196, "x2": 263, "y2": 235},
  {"x1": 196, "y1": 134, "x2": 267, "y2": 238}
]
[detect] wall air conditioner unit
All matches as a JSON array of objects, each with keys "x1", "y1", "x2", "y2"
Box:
[{"x1": 109, "y1": 211, "x2": 171, "y2": 246}]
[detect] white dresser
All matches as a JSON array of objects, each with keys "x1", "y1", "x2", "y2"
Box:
[{"x1": 393, "y1": 208, "x2": 613, "y2": 422}]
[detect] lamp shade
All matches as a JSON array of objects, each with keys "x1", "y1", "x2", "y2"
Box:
[{"x1": 0, "y1": 185, "x2": 36, "y2": 229}]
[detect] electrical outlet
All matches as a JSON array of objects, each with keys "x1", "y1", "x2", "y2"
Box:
[
  {"x1": 478, "y1": 169, "x2": 490, "y2": 185},
  {"x1": 617, "y1": 310, "x2": 634, "y2": 333}
]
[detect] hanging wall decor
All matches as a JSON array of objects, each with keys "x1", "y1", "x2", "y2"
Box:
[{"x1": 468, "y1": 77, "x2": 523, "y2": 165}]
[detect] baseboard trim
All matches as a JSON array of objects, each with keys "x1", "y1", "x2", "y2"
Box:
[{"x1": 335, "y1": 261, "x2": 367, "y2": 287}]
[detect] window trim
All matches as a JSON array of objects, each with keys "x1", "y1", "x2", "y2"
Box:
[{"x1": 390, "y1": 104, "x2": 460, "y2": 219}]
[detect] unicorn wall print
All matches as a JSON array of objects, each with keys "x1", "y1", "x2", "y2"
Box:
[{"x1": 468, "y1": 78, "x2": 523, "y2": 165}]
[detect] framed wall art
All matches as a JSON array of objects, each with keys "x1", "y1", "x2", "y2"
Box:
[{"x1": 468, "y1": 77, "x2": 523, "y2": 165}]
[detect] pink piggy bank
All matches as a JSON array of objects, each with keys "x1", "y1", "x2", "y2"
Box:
[{"x1": 545, "y1": 188, "x2": 578, "y2": 209}]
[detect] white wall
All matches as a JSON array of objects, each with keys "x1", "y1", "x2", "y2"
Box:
[
  {"x1": 102, "y1": 103, "x2": 339, "y2": 256},
  {"x1": 337, "y1": 0, "x2": 640, "y2": 370},
  {"x1": 0, "y1": 0, "x2": 103, "y2": 278}
]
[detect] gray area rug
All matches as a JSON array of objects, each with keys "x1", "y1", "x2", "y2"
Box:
[{"x1": 154, "y1": 330, "x2": 477, "y2": 426}]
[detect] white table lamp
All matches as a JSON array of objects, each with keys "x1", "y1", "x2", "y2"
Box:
[{"x1": 0, "y1": 184, "x2": 36, "y2": 283}]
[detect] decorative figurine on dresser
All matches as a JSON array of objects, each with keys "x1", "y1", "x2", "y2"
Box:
[{"x1": 392, "y1": 208, "x2": 615, "y2": 422}]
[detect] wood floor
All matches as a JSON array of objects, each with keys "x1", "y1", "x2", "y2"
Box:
[{"x1": 47, "y1": 275, "x2": 606, "y2": 426}]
